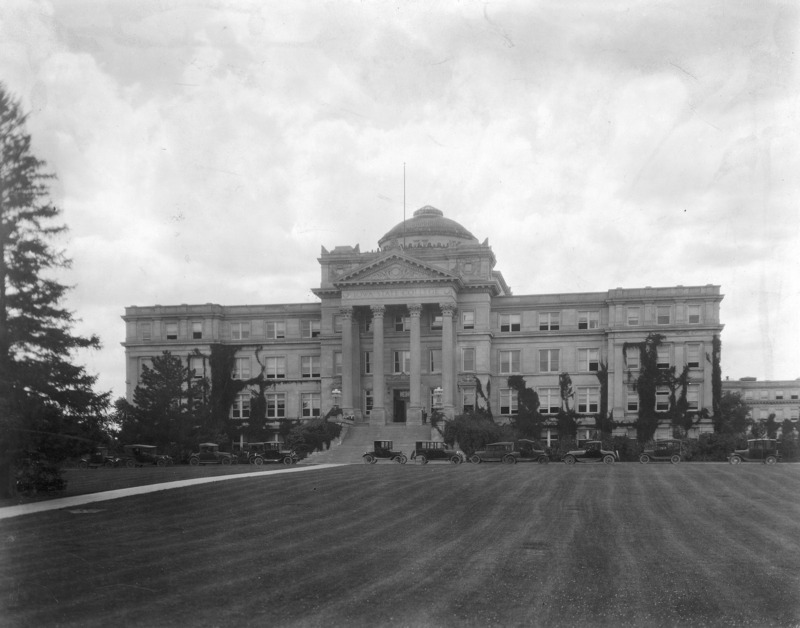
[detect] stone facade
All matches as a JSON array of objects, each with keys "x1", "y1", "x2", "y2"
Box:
[{"x1": 122, "y1": 206, "x2": 724, "y2": 441}]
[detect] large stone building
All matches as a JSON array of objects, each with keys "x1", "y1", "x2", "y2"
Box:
[
  {"x1": 722, "y1": 378, "x2": 800, "y2": 427},
  {"x1": 123, "y1": 206, "x2": 724, "y2": 443}
]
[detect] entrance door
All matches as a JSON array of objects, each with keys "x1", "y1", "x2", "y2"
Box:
[{"x1": 393, "y1": 389, "x2": 408, "y2": 423}]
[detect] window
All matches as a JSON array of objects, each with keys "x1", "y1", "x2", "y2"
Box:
[
  {"x1": 192, "y1": 321, "x2": 203, "y2": 339},
  {"x1": 302, "y1": 393, "x2": 321, "y2": 417},
  {"x1": 500, "y1": 350, "x2": 520, "y2": 374},
  {"x1": 138, "y1": 322, "x2": 152, "y2": 341},
  {"x1": 394, "y1": 315, "x2": 410, "y2": 332},
  {"x1": 744, "y1": 390, "x2": 754, "y2": 400},
  {"x1": 759, "y1": 409, "x2": 768, "y2": 421},
  {"x1": 578, "y1": 311, "x2": 599, "y2": 330},
  {"x1": 139, "y1": 357, "x2": 153, "y2": 377},
  {"x1": 431, "y1": 315, "x2": 443, "y2": 331},
  {"x1": 775, "y1": 390, "x2": 784, "y2": 400},
  {"x1": 625, "y1": 346, "x2": 640, "y2": 370},
  {"x1": 578, "y1": 348, "x2": 600, "y2": 372},
  {"x1": 657, "y1": 306, "x2": 671, "y2": 325},
  {"x1": 656, "y1": 386, "x2": 670, "y2": 411},
  {"x1": 462, "y1": 386, "x2": 476, "y2": 412},
  {"x1": 656, "y1": 346, "x2": 670, "y2": 370},
  {"x1": 791, "y1": 390, "x2": 799, "y2": 400},
  {"x1": 265, "y1": 356, "x2": 286, "y2": 379},
  {"x1": 333, "y1": 315, "x2": 342, "y2": 334},
  {"x1": 231, "y1": 393, "x2": 251, "y2": 419},
  {"x1": 363, "y1": 351, "x2": 372, "y2": 374},
  {"x1": 189, "y1": 356, "x2": 205, "y2": 380},
  {"x1": 687, "y1": 386, "x2": 700, "y2": 411},
  {"x1": 364, "y1": 390, "x2": 373, "y2": 416},
  {"x1": 539, "y1": 349, "x2": 560, "y2": 373},
  {"x1": 462, "y1": 347, "x2": 476, "y2": 372},
  {"x1": 539, "y1": 388, "x2": 561, "y2": 414},
  {"x1": 232, "y1": 357, "x2": 250, "y2": 380},
  {"x1": 462, "y1": 310, "x2": 475, "y2": 330},
  {"x1": 231, "y1": 322, "x2": 250, "y2": 340},
  {"x1": 501, "y1": 313, "x2": 521, "y2": 332},
  {"x1": 266, "y1": 393, "x2": 285, "y2": 418},
  {"x1": 687, "y1": 344, "x2": 701, "y2": 369},
  {"x1": 363, "y1": 318, "x2": 373, "y2": 333},
  {"x1": 165, "y1": 322, "x2": 178, "y2": 340},
  {"x1": 394, "y1": 350, "x2": 410, "y2": 374},
  {"x1": 687, "y1": 304, "x2": 701, "y2": 324},
  {"x1": 301, "y1": 356, "x2": 320, "y2": 378},
  {"x1": 302, "y1": 320, "x2": 320, "y2": 338},
  {"x1": 759, "y1": 389, "x2": 768, "y2": 400},
  {"x1": 334, "y1": 352, "x2": 342, "y2": 375},
  {"x1": 627, "y1": 307, "x2": 640, "y2": 326},
  {"x1": 626, "y1": 388, "x2": 639, "y2": 412},
  {"x1": 429, "y1": 349, "x2": 442, "y2": 373},
  {"x1": 538, "y1": 312, "x2": 560, "y2": 331},
  {"x1": 577, "y1": 387, "x2": 599, "y2": 414},
  {"x1": 790, "y1": 408, "x2": 799, "y2": 421},
  {"x1": 500, "y1": 388, "x2": 518, "y2": 415},
  {"x1": 266, "y1": 321, "x2": 285, "y2": 339}
]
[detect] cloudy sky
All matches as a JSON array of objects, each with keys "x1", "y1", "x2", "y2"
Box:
[{"x1": 2, "y1": 0, "x2": 798, "y2": 400}]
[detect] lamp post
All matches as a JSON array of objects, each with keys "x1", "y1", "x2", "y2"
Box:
[
  {"x1": 433, "y1": 387, "x2": 443, "y2": 411},
  {"x1": 332, "y1": 388, "x2": 341, "y2": 409}
]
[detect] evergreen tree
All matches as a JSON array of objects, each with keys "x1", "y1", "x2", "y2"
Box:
[
  {"x1": 0, "y1": 85, "x2": 107, "y2": 496},
  {"x1": 506, "y1": 375, "x2": 543, "y2": 439},
  {"x1": 714, "y1": 391, "x2": 751, "y2": 435}
]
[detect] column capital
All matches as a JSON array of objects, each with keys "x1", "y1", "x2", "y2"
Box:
[
  {"x1": 440, "y1": 302, "x2": 457, "y2": 317},
  {"x1": 370, "y1": 304, "x2": 385, "y2": 318},
  {"x1": 339, "y1": 306, "x2": 354, "y2": 320},
  {"x1": 408, "y1": 303, "x2": 423, "y2": 317}
]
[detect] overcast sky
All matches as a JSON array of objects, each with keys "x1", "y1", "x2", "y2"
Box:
[{"x1": 2, "y1": 0, "x2": 798, "y2": 400}]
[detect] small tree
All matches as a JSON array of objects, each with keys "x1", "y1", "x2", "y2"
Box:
[
  {"x1": 506, "y1": 375, "x2": 544, "y2": 440},
  {"x1": 714, "y1": 391, "x2": 751, "y2": 435}
]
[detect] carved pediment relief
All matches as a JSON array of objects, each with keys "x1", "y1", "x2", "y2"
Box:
[{"x1": 336, "y1": 253, "x2": 457, "y2": 286}]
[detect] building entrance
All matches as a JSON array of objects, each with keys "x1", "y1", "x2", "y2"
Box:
[{"x1": 393, "y1": 389, "x2": 408, "y2": 423}]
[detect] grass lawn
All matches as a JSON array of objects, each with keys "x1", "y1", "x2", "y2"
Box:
[{"x1": 1, "y1": 463, "x2": 799, "y2": 627}]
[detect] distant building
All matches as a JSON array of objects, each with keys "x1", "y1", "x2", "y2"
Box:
[
  {"x1": 722, "y1": 377, "x2": 800, "y2": 430},
  {"x1": 122, "y1": 206, "x2": 724, "y2": 443}
]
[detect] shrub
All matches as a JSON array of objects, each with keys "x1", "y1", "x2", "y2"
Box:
[
  {"x1": 14, "y1": 453, "x2": 66, "y2": 496},
  {"x1": 442, "y1": 411, "x2": 511, "y2": 455}
]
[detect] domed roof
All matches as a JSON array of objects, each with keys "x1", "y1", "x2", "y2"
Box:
[{"x1": 378, "y1": 206, "x2": 478, "y2": 248}]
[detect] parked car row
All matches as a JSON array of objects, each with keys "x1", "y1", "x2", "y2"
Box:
[{"x1": 362, "y1": 438, "x2": 784, "y2": 466}]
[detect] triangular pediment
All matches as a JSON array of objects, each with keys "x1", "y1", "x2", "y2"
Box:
[{"x1": 335, "y1": 253, "x2": 459, "y2": 286}]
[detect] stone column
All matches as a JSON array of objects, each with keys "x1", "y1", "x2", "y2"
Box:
[
  {"x1": 340, "y1": 306, "x2": 354, "y2": 416},
  {"x1": 370, "y1": 305, "x2": 386, "y2": 425},
  {"x1": 408, "y1": 303, "x2": 423, "y2": 425},
  {"x1": 441, "y1": 303, "x2": 456, "y2": 418}
]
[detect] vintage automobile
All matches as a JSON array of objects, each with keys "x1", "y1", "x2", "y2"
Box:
[
  {"x1": 362, "y1": 440, "x2": 408, "y2": 464},
  {"x1": 469, "y1": 440, "x2": 550, "y2": 464},
  {"x1": 248, "y1": 442, "x2": 298, "y2": 466},
  {"x1": 78, "y1": 446, "x2": 121, "y2": 468},
  {"x1": 121, "y1": 444, "x2": 174, "y2": 467},
  {"x1": 410, "y1": 441, "x2": 465, "y2": 464},
  {"x1": 562, "y1": 440, "x2": 618, "y2": 465},
  {"x1": 188, "y1": 443, "x2": 236, "y2": 466},
  {"x1": 639, "y1": 439, "x2": 684, "y2": 464},
  {"x1": 728, "y1": 438, "x2": 780, "y2": 464}
]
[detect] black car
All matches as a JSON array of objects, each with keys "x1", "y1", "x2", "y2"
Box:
[
  {"x1": 639, "y1": 439, "x2": 684, "y2": 464},
  {"x1": 248, "y1": 442, "x2": 298, "y2": 466},
  {"x1": 78, "y1": 447, "x2": 120, "y2": 468},
  {"x1": 188, "y1": 443, "x2": 236, "y2": 466},
  {"x1": 728, "y1": 439, "x2": 780, "y2": 464},
  {"x1": 410, "y1": 441, "x2": 465, "y2": 464},
  {"x1": 469, "y1": 440, "x2": 550, "y2": 464},
  {"x1": 122, "y1": 444, "x2": 174, "y2": 467},
  {"x1": 562, "y1": 441, "x2": 618, "y2": 465},
  {"x1": 363, "y1": 440, "x2": 408, "y2": 464}
]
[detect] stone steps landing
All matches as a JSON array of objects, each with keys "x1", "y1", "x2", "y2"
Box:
[{"x1": 304, "y1": 423, "x2": 437, "y2": 464}]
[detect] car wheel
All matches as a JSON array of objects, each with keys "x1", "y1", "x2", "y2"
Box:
[
  {"x1": 125, "y1": 459, "x2": 136, "y2": 468},
  {"x1": 469, "y1": 455, "x2": 482, "y2": 464},
  {"x1": 765, "y1": 455, "x2": 777, "y2": 465},
  {"x1": 603, "y1": 455, "x2": 615, "y2": 464},
  {"x1": 231, "y1": 457, "x2": 239, "y2": 465},
  {"x1": 104, "y1": 460, "x2": 114, "y2": 468},
  {"x1": 157, "y1": 458, "x2": 166, "y2": 467},
  {"x1": 670, "y1": 455, "x2": 681, "y2": 464},
  {"x1": 221, "y1": 457, "x2": 231, "y2": 465},
  {"x1": 283, "y1": 457, "x2": 293, "y2": 465},
  {"x1": 502, "y1": 455, "x2": 516, "y2": 465},
  {"x1": 639, "y1": 454, "x2": 650, "y2": 464},
  {"x1": 450, "y1": 456, "x2": 462, "y2": 464},
  {"x1": 537, "y1": 456, "x2": 549, "y2": 464},
  {"x1": 189, "y1": 457, "x2": 199, "y2": 466},
  {"x1": 564, "y1": 455, "x2": 576, "y2": 465},
  {"x1": 396, "y1": 455, "x2": 408, "y2": 464},
  {"x1": 78, "y1": 460, "x2": 88, "y2": 469},
  {"x1": 363, "y1": 454, "x2": 374, "y2": 464},
  {"x1": 253, "y1": 457, "x2": 263, "y2": 466},
  {"x1": 729, "y1": 455, "x2": 742, "y2": 465},
  {"x1": 417, "y1": 455, "x2": 428, "y2": 465}
]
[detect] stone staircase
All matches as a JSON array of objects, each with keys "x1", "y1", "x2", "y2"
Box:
[{"x1": 303, "y1": 423, "x2": 438, "y2": 464}]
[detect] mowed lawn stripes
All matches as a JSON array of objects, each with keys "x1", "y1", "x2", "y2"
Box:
[{"x1": 1, "y1": 464, "x2": 799, "y2": 627}]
